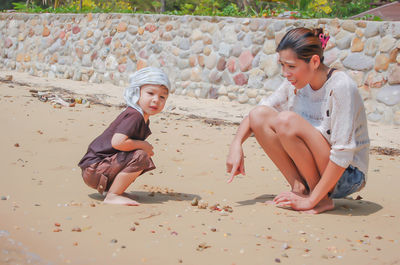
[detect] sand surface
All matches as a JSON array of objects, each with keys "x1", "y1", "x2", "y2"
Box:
[{"x1": 1, "y1": 71, "x2": 399, "y2": 265}]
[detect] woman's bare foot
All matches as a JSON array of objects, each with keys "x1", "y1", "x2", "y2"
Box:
[
  {"x1": 291, "y1": 180, "x2": 308, "y2": 195},
  {"x1": 302, "y1": 198, "x2": 334, "y2": 214},
  {"x1": 103, "y1": 193, "x2": 140, "y2": 206}
]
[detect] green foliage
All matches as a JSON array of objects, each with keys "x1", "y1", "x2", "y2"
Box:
[{"x1": 5, "y1": 0, "x2": 398, "y2": 19}]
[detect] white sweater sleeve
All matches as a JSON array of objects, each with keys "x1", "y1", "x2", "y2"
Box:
[
  {"x1": 328, "y1": 77, "x2": 358, "y2": 169},
  {"x1": 258, "y1": 80, "x2": 291, "y2": 112}
]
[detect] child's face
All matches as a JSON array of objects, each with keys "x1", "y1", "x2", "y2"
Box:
[{"x1": 138, "y1": 84, "x2": 169, "y2": 117}]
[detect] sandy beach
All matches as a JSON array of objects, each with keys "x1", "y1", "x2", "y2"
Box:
[{"x1": 1, "y1": 71, "x2": 399, "y2": 265}]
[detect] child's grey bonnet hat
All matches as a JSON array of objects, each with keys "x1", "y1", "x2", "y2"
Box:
[{"x1": 124, "y1": 67, "x2": 171, "y2": 115}]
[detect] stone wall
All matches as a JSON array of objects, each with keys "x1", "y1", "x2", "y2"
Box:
[{"x1": 0, "y1": 13, "x2": 399, "y2": 124}]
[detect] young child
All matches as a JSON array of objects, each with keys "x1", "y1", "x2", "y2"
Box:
[
  {"x1": 78, "y1": 67, "x2": 170, "y2": 206},
  {"x1": 226, "y1": 27, "x2": 369, "y2": 214}
]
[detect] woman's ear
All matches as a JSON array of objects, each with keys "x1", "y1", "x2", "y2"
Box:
[{"x1": 310, "y1": 54, "x2": 321, "y2": 71}]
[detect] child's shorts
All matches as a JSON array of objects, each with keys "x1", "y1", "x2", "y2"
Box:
[
  {"x1": 81, "y1": 150, "x2": 155, "y2": 194},
  {"x1": 329, "y1": 165, "x2": 366, "y2": 199}
]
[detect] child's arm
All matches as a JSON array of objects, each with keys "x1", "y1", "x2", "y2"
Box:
[
  {"x1": 274, "y1": 161, "x2": 345, "y2": 210},
  {"x1": 111, "y1": 133, "x2": 154, "y2": 156},
  {"x1": 226, "y1": 115, "x2": 252, "y2": 183}
]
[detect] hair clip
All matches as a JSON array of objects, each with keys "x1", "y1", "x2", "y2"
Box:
[{"x1": 319, "y1": 33, "x2": 330, "y2": 49}]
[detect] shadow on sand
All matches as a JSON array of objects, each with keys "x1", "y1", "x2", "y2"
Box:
[
  {"x1": 236, "y1": 194, "x2": 383, "y2": 216},
  {"x1": 88, "y1": 190, "x2": 201, "y2": 204}
]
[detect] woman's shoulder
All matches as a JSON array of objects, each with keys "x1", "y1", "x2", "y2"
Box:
[{"x1": 328, "y1": 70, "x2": 358, "y2": 91}]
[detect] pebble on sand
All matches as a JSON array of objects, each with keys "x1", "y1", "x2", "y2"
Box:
[
  {"x1": 72, "y1": 227, "x2": 82, "y2": 232},
  {"x1": 196, "y1": 242, "x2": 211, "y2": 251},
  {"x1": 191, "y1": 197, "x2": 199, "y2": 206},
  {"x1": 198, "y1": 200, "x2": 208, "y2": 209}
]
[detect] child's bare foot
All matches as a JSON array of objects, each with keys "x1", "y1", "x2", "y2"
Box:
[
  {"x1": 302, "y1": 198, "x2": 334, "y2": 214},
  {"x1": 103, "y1": 193, "x2": 140, "y2": 206}
]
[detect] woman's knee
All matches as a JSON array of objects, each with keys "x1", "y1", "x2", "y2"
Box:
[
  {"x1": 248, "y1": 106, "x2": 276, "y2": 130},
  {"x1": 274, "y1": 111, "x2": 299, "y2": 137}
]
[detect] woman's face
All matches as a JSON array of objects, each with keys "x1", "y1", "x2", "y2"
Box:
[{"x1": 278, "y1": 49, "x2": 315, "y2": 89}]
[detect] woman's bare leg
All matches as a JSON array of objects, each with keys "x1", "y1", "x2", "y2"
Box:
[
  {"x1": 104, "y1": 170, "x2": 142, "y2": 206},
  {"x1": 273, "y1": 111, "x2": 334, "y2": 213},
  {"x1": 249, "y1": 107, "x2": 334, "y2": 213},
  {"x1": 249, "y1": 106, "x2": 307, "y2": 194},
  {"x1": 273, "y1": 111, "x2": 331, "y2": 190}
]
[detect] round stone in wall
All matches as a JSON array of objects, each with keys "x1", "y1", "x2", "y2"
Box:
[
  {"x1": 343, "y1": 53, "x2": 374, "y2": 71},
  {"x1": 376, "y1": 84, "x2": 400, "y2": 106}
]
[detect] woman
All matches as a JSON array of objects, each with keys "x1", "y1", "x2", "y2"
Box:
[{"x1": 226, "y1": 27, "x2": 369, "y2": 214}]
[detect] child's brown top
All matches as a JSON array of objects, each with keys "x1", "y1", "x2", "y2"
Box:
[{"x1": 78, "y1": 107, "x2": 151, "y2": 170}]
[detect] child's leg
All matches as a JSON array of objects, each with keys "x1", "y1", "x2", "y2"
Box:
[
  {"x1": 249, "y1": 106, "x2": 308, "y2": 194},
  {"x1": 104, "y1": 150, "x2": 154, "y2": 206},
  {"x1": 104, "y1": 170, "x2": 143, "y2": 206}
]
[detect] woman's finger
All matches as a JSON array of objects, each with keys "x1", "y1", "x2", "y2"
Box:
[{"x1": 227, "y1": 163, "x2": 239, "y2": 183}]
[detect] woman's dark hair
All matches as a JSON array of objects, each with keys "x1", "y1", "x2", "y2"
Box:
[{"x1": 276, "y1": 27, "x2": 325, "y2": 63}]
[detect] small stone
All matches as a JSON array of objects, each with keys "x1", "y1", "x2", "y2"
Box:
[
  {"x1": 198, "y1": 200, "x2": 208, "y2": 209},
  {"x1": 54, "y1": 223, "x2": 61, "y2": 227},
  {"x1": 42, "y1": 26, "x2": 50, "y2": 37},
  {"x1": 375, "y1": 54, "x2": 390, "y2": 72},
  {"x1": 72, "y1": 227, "x2": 82, "y2": 232},
  {"x1": 376, "y1": 84, "x2": 400, "y2": 106},
  {"x1": 53, "y1": 228, "x2": 62, "y2": 232},
  {"x1": 379, "y1": 36, "x2": 396, "y2": 53},
  {"x1": 233, "y1": 73, "x2": 248, "y2": 86},
  {"x1": 211, "y1": 228, "x2": 217, "y2": 232},
  {"x1": 145, "y1": 24, "x2": 157, "y2": 33},
  {"x1": 104, "y1": 37, "x2": 112, "y2": 45},
  {"x1": 282, "y1": 243, "x2": 290, "y2": 250},
  {"x1": 196, "y1": 242, "x2": 211, "y2": 251},
  {"x1": 191, "y1": 197, "x2": 199, "y2": 206},
  {"x1": 72, "y1": 26, "x2": 80, "y2": 34},
  {"x1": 275, "y1": 258, "x2": 281, "y2": 263},
  {"x1": 1, "y1": 196, "x2": 8, "y2": 200},
  {"x1": 130, "y1": 226, "x2": 136, "y2": 231},
  {"x1": 343, "y1": 53, "x2": 374, "y2": 71},
  {"x1": 388, "y1": 64, "x2": 400, "y2": 85},
  {"x1": 117, "y1": 22, "x2": 127, "y2": 32},
  {"x1": 336, "y1": 35, "x2": 352, "y2": 50},
  {"x1": 364, "y1": 23, "x2": 380, "y2": 38},
  {"x1": 110, "y1": 239, "x2": 118, "y2": 243},
  {"x1": 351, "y1": 37, "x2": 364, "y2": 52},
  {"x1": 238, "y1": 50, "x2": 254, "y2": 72}
]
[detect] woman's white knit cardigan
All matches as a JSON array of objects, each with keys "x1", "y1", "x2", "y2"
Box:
[{"x1": 259, "y1": 71, "x2": 370, "y2": 177}]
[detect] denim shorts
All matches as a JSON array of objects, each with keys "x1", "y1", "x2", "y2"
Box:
[{"x1": 329, "y1": 165, "x2": 366, "y2": 199}]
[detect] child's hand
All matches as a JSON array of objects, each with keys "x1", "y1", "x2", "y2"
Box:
[
  {"x1": 141, "y1": 141, "x2": 154, "y2": 157},
  {"x1": 226, "y1": 143, "x2": 245, "y2": 183}
]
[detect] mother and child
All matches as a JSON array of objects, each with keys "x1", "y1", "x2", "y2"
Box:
[{"x1": 78, "y1": 27, "x2": 369, "y2": 214}]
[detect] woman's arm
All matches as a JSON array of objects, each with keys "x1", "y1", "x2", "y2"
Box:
[
  {"x1": 307, "y1": 161, "x2": 346, "y2": 207},
  {"x1": 111, "y1": 133, "x2": 154, "y2": 156},
  {"x1": 226, "y1": 115, "x2": 252, "y2": 183}
]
